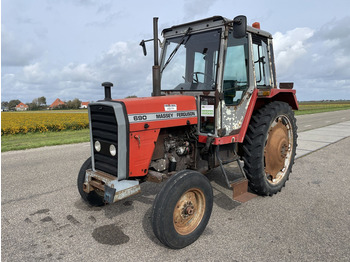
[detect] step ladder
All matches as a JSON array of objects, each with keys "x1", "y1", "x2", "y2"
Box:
[{"x1": 216, "y1": 145, "x2": 257, "y2": 203}]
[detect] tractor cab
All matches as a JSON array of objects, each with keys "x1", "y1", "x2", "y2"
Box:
[{"x1": 159, "y1": 16, "x2": 276, "y2": 138}]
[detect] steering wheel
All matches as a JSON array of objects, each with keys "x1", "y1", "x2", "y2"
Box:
[{"x1": 192, "y1": 72, "x2": 214, "y2": 85}]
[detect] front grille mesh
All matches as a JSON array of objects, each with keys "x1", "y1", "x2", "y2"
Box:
[{"x1": 90, "y1": 105, "x2": 118, "y2": 177}]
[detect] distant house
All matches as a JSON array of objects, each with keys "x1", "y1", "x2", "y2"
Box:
[
  {"x1": 80, "y1": 102, "x2": 89, "y2": 109},
  {"x1": 16, "y1": 102, "x2": 28, "y2": 111},
  {"x1": 49, "y1": 98, "x2": 65, "y2": 109}
]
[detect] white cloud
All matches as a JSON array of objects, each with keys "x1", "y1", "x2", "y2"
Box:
[
  {"x1": 61, "y1": 63, "x2": 98, "y2": 83},
  {"x1": 183, "y1": 0, "x2": 218, "y2": 21},
  {"x1": 1, "y1": 27, "x2": 42, "y2": 67},
  {"x1": 1, "y1": 40, "x2": 154, "y2": 103},
  {"x1": 273, "y1": 18, "x2": 350, "y2": 100},
  {"x1": 22, "y1": 63, "x2": 46, "y2": 83},
  {"x1": 273, "y1": 27, "x2": 314, "y2": 75},
  {"x1": 96, "y1": 41, "x2": 153, "y2": 97}
]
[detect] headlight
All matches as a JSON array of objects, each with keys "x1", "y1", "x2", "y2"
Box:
[
  {"x1": 109, "y1": 144, "x2": 117, "y2": 156},
  {"x1": 94, "y1": 141, "x2": 101, "y2": 152}
]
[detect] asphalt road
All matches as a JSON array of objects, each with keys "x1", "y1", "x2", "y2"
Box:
[
  {"x1": 296, "y1": 109, "x2": 350, "y2": 132},
  {"x1": 2, "y1": 110, "x2": 350, "y2": 261}
]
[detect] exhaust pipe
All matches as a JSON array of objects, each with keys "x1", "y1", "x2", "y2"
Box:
[
  {"x1": 152, "y1": 17, "x2": 161, "y2": 97},
  {"x1": 102, "y1": 82, "x2": 113, "y2": 101}
]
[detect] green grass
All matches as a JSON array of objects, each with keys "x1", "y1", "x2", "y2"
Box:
[
  {"x1": 1, "y1": 129, "x2": 90, "y2": 152},
  {"x1": 295, "y1": 101, "x2": 350, "y2": 115}
]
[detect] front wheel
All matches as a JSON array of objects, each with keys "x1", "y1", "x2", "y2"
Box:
[
  {"x1": 77, "y1": 158, "x2": 105, "y2": 206},
  {"x1": 151, "y1": 170, "x2": 213, "y2": 249},
  {"x1": 242, "y1": 101, "x2": 297, "y2": 196}
]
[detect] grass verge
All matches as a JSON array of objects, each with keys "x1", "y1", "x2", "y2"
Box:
[
  {"x1": 1, "y1": 129, "x2": 90, "y2": 152},
  {"x1": 295, "y1": 104, "x2": 350, "y2": 115}
]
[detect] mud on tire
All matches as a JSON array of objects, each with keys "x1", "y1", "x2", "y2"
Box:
[{"x1": 242, "y1": 101, "x2": 297, "y2": 196}]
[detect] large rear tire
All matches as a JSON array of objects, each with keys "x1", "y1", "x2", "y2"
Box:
[
  {"x1": 77, "y1": 158, "x2": 105, "y2": 206},
  {"x1": 151, "y1": 170, "x2": 213, "y2": 249},
  {"x1": 242, "y1": 101, "x2": 297, "y2": 196}
]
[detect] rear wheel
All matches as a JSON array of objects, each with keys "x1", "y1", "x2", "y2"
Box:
[
  {"x1": 151, "y1": 170, "x2": 213, "y2": 249},
  {"x1": 242, "y1": 101, "x2": 297, "y2": 195},
  {"x1": 77, "y1": 158, "x2": 105, "y2": 206}
]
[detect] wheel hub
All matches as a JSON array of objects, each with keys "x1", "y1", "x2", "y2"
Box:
[
  {"x1": 173, "y1": 189, "x2": 205, "y2": 235},
  {"x1": 265, "y1": 117, "x2": 290, "y2": 182}
]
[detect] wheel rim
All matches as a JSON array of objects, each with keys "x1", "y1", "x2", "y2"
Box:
[
  {"x1": 173, "y1": 188, "x2": 206, "y2": 235},
  {"x1": 264, "y1": 115, "x2": 294, "y2": 185}
]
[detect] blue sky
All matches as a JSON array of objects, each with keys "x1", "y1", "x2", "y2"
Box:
[{"x1": 2, "y1": 0, "x2": 350, "y2": 104}]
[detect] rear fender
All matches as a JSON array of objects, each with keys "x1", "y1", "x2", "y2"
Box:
[{"x1": 255, "y1": 89, "x2": 298, "y2": 111}]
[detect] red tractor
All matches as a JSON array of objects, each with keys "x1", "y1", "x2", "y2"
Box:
[{"x1": 77, "y1": 15, "x2": 298, "y2": 249}]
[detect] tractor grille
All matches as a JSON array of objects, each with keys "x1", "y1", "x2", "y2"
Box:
[{"x1": 89, "y1": 104, "x2": 118, "y2": 177}]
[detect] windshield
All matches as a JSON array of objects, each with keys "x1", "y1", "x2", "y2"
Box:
[{"x1": 161, "y1": 30, "x2": 221, "y2": 91}]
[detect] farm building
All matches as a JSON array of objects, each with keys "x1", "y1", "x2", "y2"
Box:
[
  {"x1": 80, "y1": 102, "x2": 89, "y2": 109},
  {"x1": 15, "y1": 102, "x2": 28, "y2": 111},
  {"x1": 49, "y1": 98, "x2": 65, "y2": 109}
]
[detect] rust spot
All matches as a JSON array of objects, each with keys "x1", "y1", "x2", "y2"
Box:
[
  {"x1": 229, "y1": 128, "x2": 241, "y2": 136},
  {"x1": 215, "y1": 89, "x2": 220, "y2": 109}
]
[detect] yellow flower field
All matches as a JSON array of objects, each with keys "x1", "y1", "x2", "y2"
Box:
[{"x1": 1, "y1": 111, "x2": 89, "y2": 135}]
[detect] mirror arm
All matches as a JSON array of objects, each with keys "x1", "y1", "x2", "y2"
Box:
[{"x1": 139, "y1": 39, "x2": 162, "y2": 56}]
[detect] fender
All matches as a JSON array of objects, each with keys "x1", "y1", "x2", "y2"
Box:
[{"x1": 255, "y1": 88, "x2": 298, "y2": 111}]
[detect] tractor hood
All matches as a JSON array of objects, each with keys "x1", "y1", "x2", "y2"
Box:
[{"x1": 117, "y1": 95, "x2": 198, "y2": 132}]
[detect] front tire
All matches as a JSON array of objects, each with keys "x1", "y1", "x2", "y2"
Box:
[
  {"x1": 77, "y1": 158, "x2": 105, "y2": 206},
  {"x1": 151, "y1": 170, "x2": 213, "y2": 249},
  {"x1": 242, "y1": 101, "x2": 297, "y2": 196}
]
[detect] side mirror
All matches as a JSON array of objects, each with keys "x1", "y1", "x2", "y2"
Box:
[
  {"x1": 232, "y1": 15, "x2": 247, "y2": 38},
  {"x1": 140, "y1": 40, "x2": 147, "y2": 56}
]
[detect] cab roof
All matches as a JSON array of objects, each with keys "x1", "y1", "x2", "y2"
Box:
[{"x1": 162, "y1": 15, "x2": 272, "y2": 39}]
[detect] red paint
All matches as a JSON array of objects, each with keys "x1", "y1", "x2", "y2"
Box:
[
  {"x1": 119, "y1": 95, "x2": 197, "y2": 114},
  {"x1": 118, "y1": 95, "x2": 198, "y2": 132},
  {"x1": 129, "y1": 129, "x2": 160, "y2": 177},
  {"x1": 256, "y1": 89, "x2": 298, "y2": 110}
]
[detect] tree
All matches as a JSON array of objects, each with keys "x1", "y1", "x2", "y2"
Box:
[
  {"x1": 1, "y1": 101, "x2": 9, "y2": 109},
  {"x1": 71, "y1": 98, "x2": 81, "y2": 109},
  {"x1": 66, "y1": 98, "x2": 81, "y2": 109},
  {"x1": 125, "y1": 95, "x2": 137, "y2": 98},
  {"x1": 28, "y1": 102, "x2": 39, "y2": 111},
  {"x1": 8, "y1": 99, "x2": 21, "y2": 111},
  {"x1": 38, "y1": 96, "x2": 46, "y2": 106}
]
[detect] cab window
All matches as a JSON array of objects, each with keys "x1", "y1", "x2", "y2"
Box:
[
  {"x1": 222, "y1": 32, "x2": 249, "y2": 106},
  {"x1": 252, "y1": 35, "x2": 272, "y2": 88}
]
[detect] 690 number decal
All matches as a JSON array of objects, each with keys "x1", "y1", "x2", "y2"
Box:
[{"x1": 133, "y1": 115, "x2": 147, "y2": 121}]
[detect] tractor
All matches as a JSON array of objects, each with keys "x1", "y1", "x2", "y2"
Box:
[{"x1": 77, "y1": 15, "x2": 298, "y2": 249}]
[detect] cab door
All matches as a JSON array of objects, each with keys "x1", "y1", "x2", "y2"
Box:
[{"x1": 220, "y1": 31, "x2": 253, "y2": 136}]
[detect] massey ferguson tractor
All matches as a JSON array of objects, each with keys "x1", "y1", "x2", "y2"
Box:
[{"x1": 77, "y1": 15, "x2": 298, "y2": 249}]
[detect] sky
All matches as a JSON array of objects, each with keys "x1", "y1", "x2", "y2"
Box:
[{"x1": 2, "y1": 0, "x2": 350, "y2": 104}]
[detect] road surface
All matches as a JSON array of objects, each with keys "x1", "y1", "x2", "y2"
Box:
[{"x1": 2, "y1": 110, "x2": 350, "y2": 261}]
